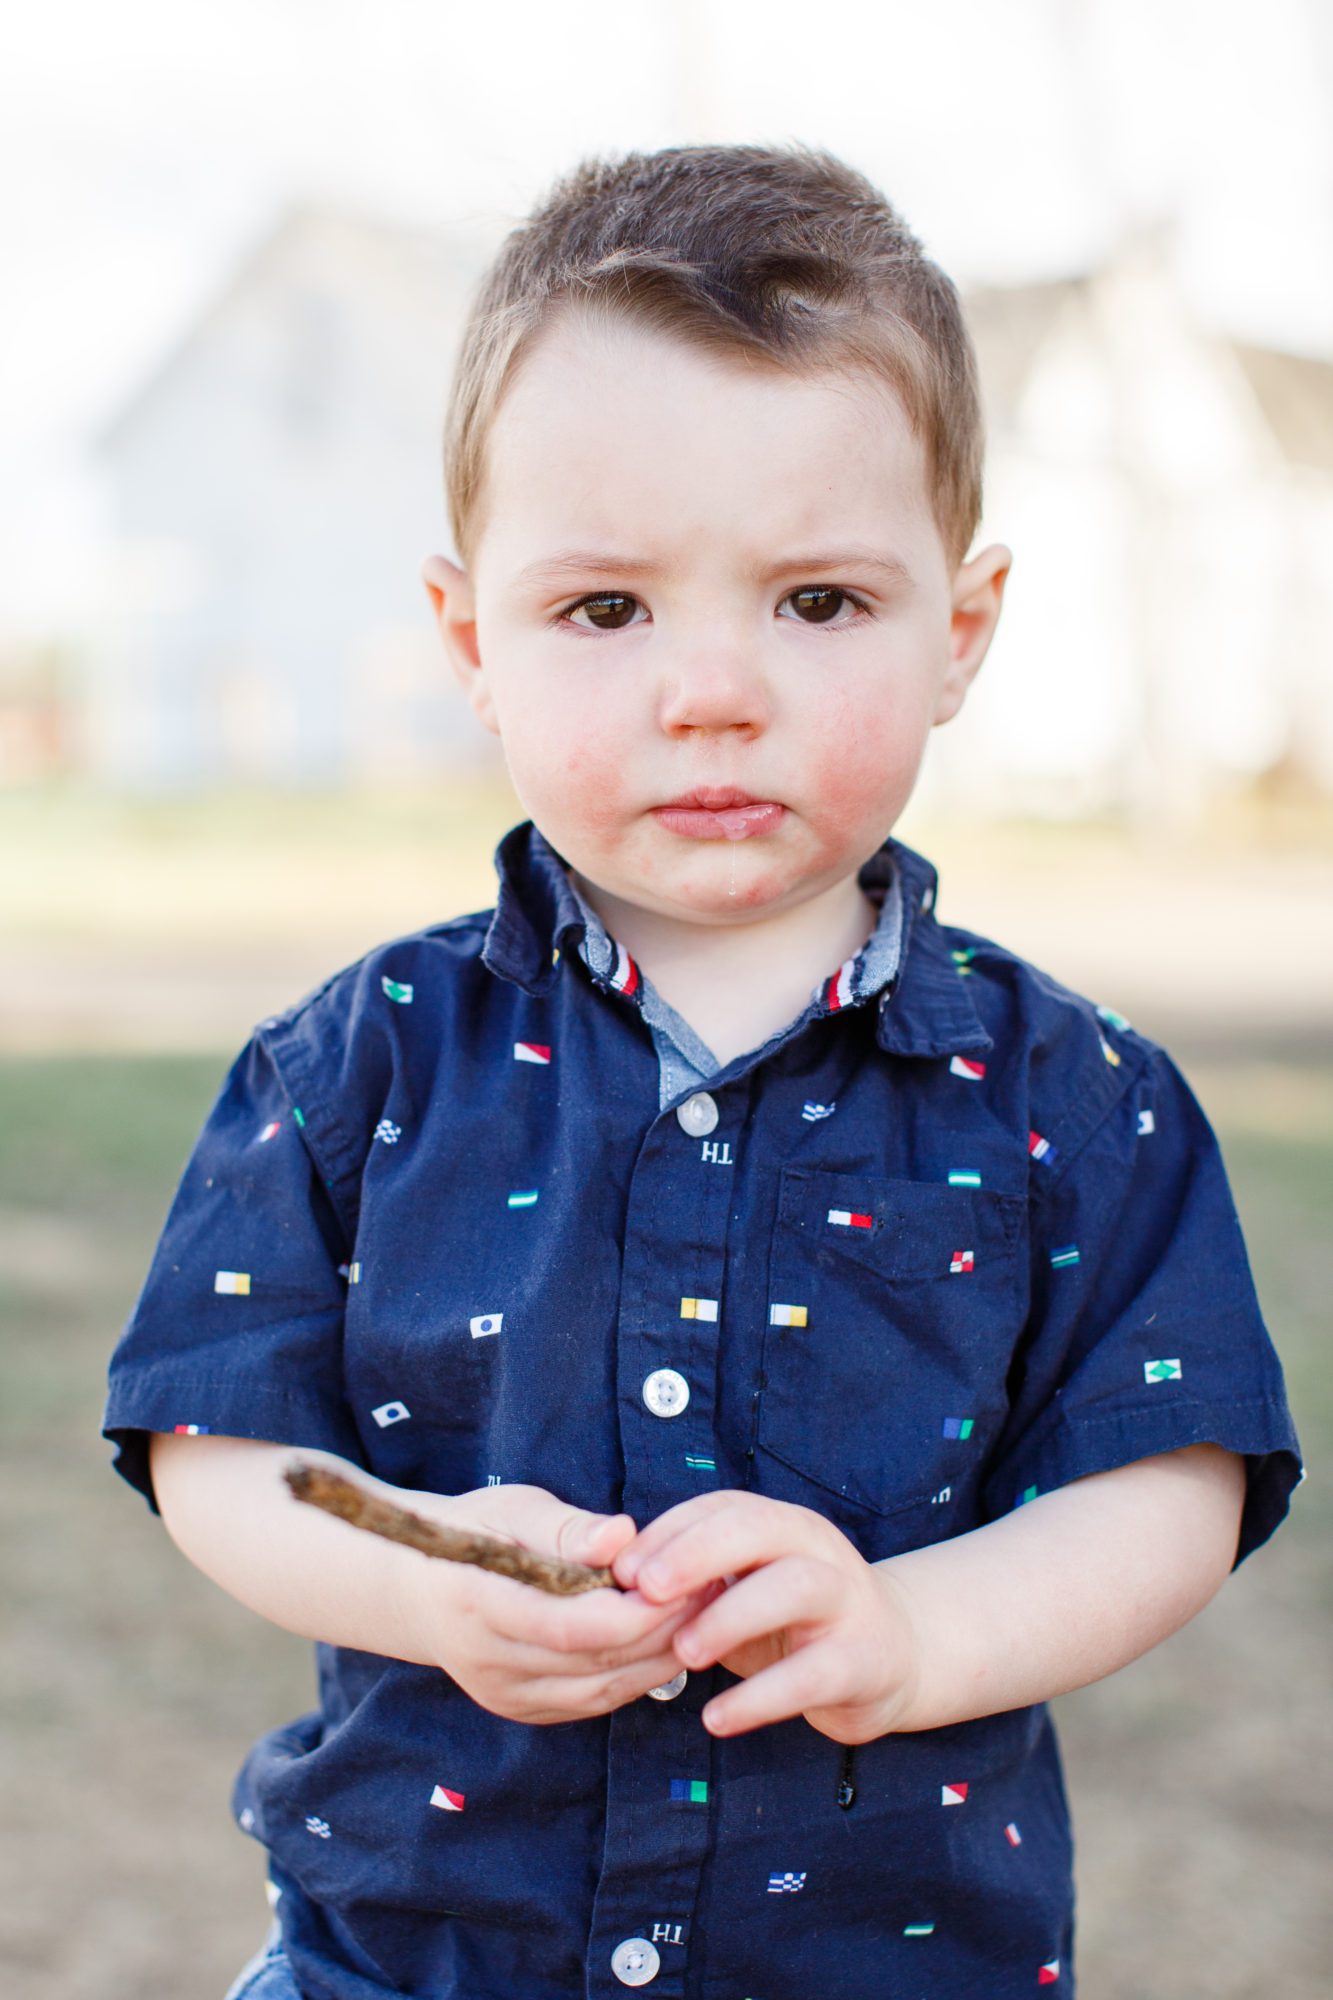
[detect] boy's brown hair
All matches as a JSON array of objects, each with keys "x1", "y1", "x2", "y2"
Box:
[{"x1": 443, "y1": 142, "x2": 985, "y2": 575}]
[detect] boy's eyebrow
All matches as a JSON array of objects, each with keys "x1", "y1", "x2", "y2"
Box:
[{"x1": 513, "y1": 547, "x2": 916, "y2": 591}]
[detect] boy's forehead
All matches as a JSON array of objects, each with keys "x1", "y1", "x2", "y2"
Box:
[{"x1": 475, "y1": 311, "x2": 941, "y2": 586}]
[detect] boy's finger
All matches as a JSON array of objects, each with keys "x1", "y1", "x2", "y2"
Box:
[
  {"x1": 482, "y1": 1571, "x2": 709, "y2": 1656},
  {"x1": 520, "y1": 1648, "x2": 691, "y2": 1723},
  {"x1": 700, "y1": 1645, "x2": 840, "y2": 1738},
  {"x1": 632, "y1": 1500, "x2": 816, "y2": 1603},
  {"x1": 672, "y1": 1557, "x2": 831, "y2": 1671},
  {"x1": 613, "y1": 1491, "x2": 742, "y2": 1588},
  {"x1": 555, "y1": 1509, "x2": 639, "y2": 1568}
]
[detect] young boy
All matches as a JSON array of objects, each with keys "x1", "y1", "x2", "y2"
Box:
[{"x1": 103, "y1": 144, "x2": 1301, "y2": 2000}]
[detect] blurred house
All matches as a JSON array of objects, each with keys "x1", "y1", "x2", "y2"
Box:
[
  {"x1": 81, "y1": 205, "x2": 1333, "y2": 809},
  {"x1": 84, "y1": 203, "x2": 499, "y2": 788},
  {"x1": 927, "y1": 225, "x2": 1333, "y2": 820}
]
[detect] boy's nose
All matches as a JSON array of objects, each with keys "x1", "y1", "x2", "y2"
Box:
[{"x1": 658, "y1": 644, "x2": 771, "y2": 738}]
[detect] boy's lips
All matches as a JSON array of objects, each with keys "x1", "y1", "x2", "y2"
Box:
[{"x1": 652, "y1": 790, "x2": 785, "y2": 840}]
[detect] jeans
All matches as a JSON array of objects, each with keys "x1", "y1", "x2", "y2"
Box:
[{"x1": 222, "y1": 1920, "x2": 305, "y2": 2000}]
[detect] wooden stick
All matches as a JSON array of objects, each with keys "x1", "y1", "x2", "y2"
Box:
[{"x1": 283, "y1": 1461, "x2": 617, "y2": 1595}]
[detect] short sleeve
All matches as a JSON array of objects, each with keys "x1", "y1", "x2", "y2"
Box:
[
  {"x1": 981, "y1": 1043, "x2": 1302, "y2": 1564},
  {"x1": 102, "y1": 1032, "x2": 367, "y2": 1514}
]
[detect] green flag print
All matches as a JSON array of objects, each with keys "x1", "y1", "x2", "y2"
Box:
[
  {"x1": 381, "y1": 976, "x2": 414, "y2": 1004},
  {"x1": 1144, "y1": 1358, "x2": 1182, "y2": 1383}
]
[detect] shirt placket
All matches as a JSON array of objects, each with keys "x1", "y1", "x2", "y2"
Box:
[{"x1": 585, "y1": 1078, "x2": 741, "y2": 1997}]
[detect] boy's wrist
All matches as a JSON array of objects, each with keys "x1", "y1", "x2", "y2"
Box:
[{"x1": 867, "y1": 1559, "x2": 936, "y2": 1735}]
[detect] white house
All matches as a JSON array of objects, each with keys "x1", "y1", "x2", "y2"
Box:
[{"x1": 86, "y1": 202, "x2": 496, "y2": 787}]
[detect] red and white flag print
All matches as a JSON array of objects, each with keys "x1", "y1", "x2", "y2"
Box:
[
  {"x1": 1038, "y1": 1961, "x2": 1060, "y2": 1985},
  {"x1": 827, "y1": 1208, "x2": 872, "y2": 1230},
  {"x1": 430, "y1": 1785, "x2": 465, "y2": 1812},
  {"x1": 949, "y1": 1250, "x2": 975, "y2": 1274},
  {"x1": 513, "y1": 1042, "x2": 551, "y2": 1065},
  {"x1": 950, "y1": 1055, "x2": 987, "y2": 1081},
  {"x1": 941, "y1": 1782, "x2": 969, "y2": 1806}
]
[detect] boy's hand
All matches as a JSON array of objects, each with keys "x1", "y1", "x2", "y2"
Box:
[
  {"x1": 612, "y1": 1491, "x2": 922, "y2": 1743},
  {"x1": 400, "y1": 1483, "x2": 719, "y2": 1725}
]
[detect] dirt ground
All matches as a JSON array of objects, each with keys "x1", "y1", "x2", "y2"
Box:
[{"x1": 2, "y1": 787, "x2": 1330, "y2": 1997}]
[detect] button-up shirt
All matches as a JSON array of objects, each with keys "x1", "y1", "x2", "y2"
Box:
[{"x1": 103, "y1": 820, "x2": 1301, "y2": 2000}]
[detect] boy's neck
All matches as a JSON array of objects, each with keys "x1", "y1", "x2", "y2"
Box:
[{"x1": 567, "y1": 864, "x2": 881, "y2": 1067}]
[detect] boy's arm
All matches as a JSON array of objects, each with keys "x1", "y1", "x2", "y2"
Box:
[
  {"x1": 614, "y1": 1444, "x2": 1247, "y2": 1740},
  {"x1": 147, "y1": 1432, "x2": 708, "y2": 1719}
]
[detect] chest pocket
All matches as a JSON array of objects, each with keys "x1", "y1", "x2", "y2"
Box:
[{"x1": 758, "y1": 1166, "x2": 1027, "y2": 1522}]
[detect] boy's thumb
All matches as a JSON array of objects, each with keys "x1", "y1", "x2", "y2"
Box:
[{"x1": 561, "y1": 1509, "x2": 634, "y2": 1564}]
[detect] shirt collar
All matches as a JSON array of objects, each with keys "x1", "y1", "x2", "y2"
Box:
[{"x1": 481, "y1": 819, "x2": 991, "y2": 1060}]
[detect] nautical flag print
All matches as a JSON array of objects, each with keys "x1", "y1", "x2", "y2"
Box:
[
  {"x1": 507, "y1": 1190, "x2": 539, "y2": 1209},
  {"x1": 942, "y1": 1417, "x2": 974, "y2": 1440},
  {"x1": 1138, "y1": 1108, "x2": 1156, "y2": 1136},
  {"x1": 767, "y1": 1872, "x2": 806, "y2": 1893},
  {"x1": 685, "y1": 1453, "x2": 716, "y2": 1473},
  {"x1": 670, "y1": 1779, "x2": 708, "y2": 1804},
  {"x1": 346, "y1": 1261, "x2": 362, "y2": 1284},
  {"x1": 903, "y1": 1923, "x2": 936, "y2": 1937},
  {"x1": 1020, "y1": 1485, "x2": 1039, "y2": 1505},
  {"x1": 214, "y1": 1270, "x2": 251, "y2": 1295},
  {"x1": 769, "y1": 1303, "x2": 808, "y2": 1327},
  {"x1": 371, "y1": 1401, "x2": 410, "y2": 1428},
  {"x1": 1039, "y1": 1960, "x2": 1061, "y2": 1984},
  {"x1": 292, "y1": 1106, "x2": 306, "y2": 1128},
  {"x1": 374, "y1": 1119, "x2": 402, "y2": 1145},
  {"x1": 174, "y1": 1423, "x2": 209, "y2": 1435},
  {"x1": 305, "y1": 1817, "x2": 331, "y2": 1838},
  {"x1": 470, "y1": 1313, "x2": 503, "y2": 1339},
  {"x1": 430, "y1": 1786, "x2": 465, "y2": 1812},
  {"x1": 1097, "y1": 1004, "x2": 1131, "y2": 1031},
  {"x1": 257, "y1": 1120, "x2": 281, "y2": 1143},
  {"x1": 802, "y1": 1101, "x2": 836, "y2": 1121},
  {"x1": 931, "y1": 1486, "x2": 952, "y2": 1505},
  {"x1": 513, "y1": 1042, "x2": 551, "y2": 1065},
  {"x1": 381, "y1": 977, "x2": 414, "y2": 1004},
  {"x1": 608, "y1": 942, "x2": 640, "y2": 998},
  {"x1": 1028, "y1": 1130, "x2": 1057, "y2": 1166},
  {"x1": 941, "y1": 1783, "x2": 969, "y2": 1807},
  {"x1": 1144, "y1": 1358, "x2": 1182, "y2": 1383},
  {"x1": 950, "y1": 1249, "x2": 975, "y2": 1274},
  {"x1": 680, "y1": 1297, "x2": 719, "y2": 1320},
  {"x1": 951, "y1": 946, "x2": 978, "y2": 970},
  {"x1": 1005, "y1": 1823, "x2": 1023, "y2": 1847},
  {"x1": 827, "y1": 1208, "x2": 872, "y2": 1230},
  {"x1": 948, "y1": 1169, "x2": 982, "y2": 1188},
  {"x1": 1050, "y1": 1245, "x2": 1080, "y2": 1269},
  {"x1": 950, "y1": 1055, "x2": 987, "y2": 1081},
  {"x1": 1099, "y1": 1035, "x2": 1121, "y2": 1068}
]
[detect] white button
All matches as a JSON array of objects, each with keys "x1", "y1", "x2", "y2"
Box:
[
  {"x1": 646, "y1": 1668, "x2": 688, "y2": 1701},
  {"x1": 642, "y1": 1368, "x2": 690, "y2": 1418},
  {"x1": 675, "y1": 1091, "x2": 718, "y2": 1137},
  {"x1": 611, "y1": 1937, "x2": 661, "y2": 1986}
]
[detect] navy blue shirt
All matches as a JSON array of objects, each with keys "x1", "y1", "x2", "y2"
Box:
[{"x1": 103, "y1": 821, "x2": 1301, "y2": 2000}]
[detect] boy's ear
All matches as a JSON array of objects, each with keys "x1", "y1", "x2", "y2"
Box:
[
  {"x1": 421, "y1": 554, "x2": 499, "y2": 735},
  {"x1": 933, "y1": 543, "x2": 1012, "y2": 727}
]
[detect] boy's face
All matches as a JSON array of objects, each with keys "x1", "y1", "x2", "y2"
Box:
[{"x1": 425, "y1": 311, "x2": 1009, "y2": 928}]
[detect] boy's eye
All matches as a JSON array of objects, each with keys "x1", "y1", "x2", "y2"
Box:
[
  {"x1": 564, "y1": 593, "x2": 644, "y2": 632},
  {"x1": 782, "y1": 586, "x2": 864, "y2": 627}
]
